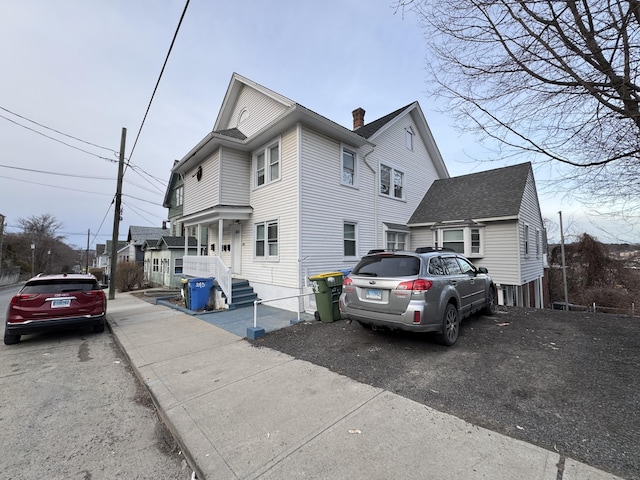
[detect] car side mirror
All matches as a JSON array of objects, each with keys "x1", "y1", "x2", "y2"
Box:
[{"x1": 478, "y1": 267, "x2": 488, "y2": 274}]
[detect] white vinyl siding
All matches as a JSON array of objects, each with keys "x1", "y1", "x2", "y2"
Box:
[
  {"x1": 220, "y1": 148, "x2": 250, "y2": 205},
  {"x1": 519, "y1": 170, "x2": 545, "y2": 283},
  {"x1": 183, "y1": 149, "x2": 220, "y2": 216},
  {"x1": 299, "y1": 127, "x2": 375, "y2": 275},
  {"x1": 243, "y1": 127, "x2": 299, "y2": 289},
  {"x1": 224, "y1": 85, "x2": 289, "y2": 136}
]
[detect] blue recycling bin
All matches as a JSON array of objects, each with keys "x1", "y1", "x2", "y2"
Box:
[{"x1": 187, "y1": 277, "x2": 214, "y2": 311}]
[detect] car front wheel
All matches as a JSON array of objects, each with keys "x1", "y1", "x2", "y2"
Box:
[{"x1": 437, "y1": 303, "x2": 459, "y2": 346}]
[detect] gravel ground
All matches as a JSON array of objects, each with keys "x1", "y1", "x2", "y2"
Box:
[{"x1": 252, "y1": 307, "x2": 640, "y2": 480}]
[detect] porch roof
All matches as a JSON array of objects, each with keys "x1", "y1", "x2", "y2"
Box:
[{"x1": 180, "y1": 205, "x2": 253, "y2": 227}]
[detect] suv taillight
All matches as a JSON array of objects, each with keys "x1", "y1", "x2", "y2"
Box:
[
  {"x1": 397, "y1": 279, "x2": 432, "y2": 292},
  {"x1": 343, "y1": 276, "x2": 354, "y2": 292}
]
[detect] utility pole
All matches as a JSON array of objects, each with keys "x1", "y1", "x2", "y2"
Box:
[
  {"x1": 109, "y1": 128, "x2": 126, "y2": 301},
  {"x1": 558, "y1": 211, "x2": 569, "y2": 311},
  {"x1": 86, "y1": 229, "x2": 90, "y2": 273},
  {"x1": 0, "y1": 213, "x2": 4, "y2": 275}
]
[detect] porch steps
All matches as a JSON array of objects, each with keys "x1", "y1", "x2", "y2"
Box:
[{"x1": 225, "y1": 279, "x2": 259, "y2": 309}]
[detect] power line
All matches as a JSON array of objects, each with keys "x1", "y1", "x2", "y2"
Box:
[
  {"x1": 127, "y1": 0, "x2": 191, "y2": 162},
  {"x1": 0, "y1": 113, "x2": 117, "y2": 163},
  {"x1": 0, "y1": 163, "x2": 113, "y2": 180},
  {"x1": 0, "y1": 174, "x2": 114, "y2": 195},
  {"x1": 0, "y1": 105, "x2": 119, "y2": 154}
]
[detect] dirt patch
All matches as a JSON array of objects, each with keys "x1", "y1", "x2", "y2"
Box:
[{"x1": 251, "y1": 307, "x2": 640, "y2": 480}]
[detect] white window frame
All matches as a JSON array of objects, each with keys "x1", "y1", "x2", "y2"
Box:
[
  {"x1": 152, "y1": 258, "x2": 159, "y2": 273},
  {"x1": 341, "y1": 145, "x2": 358, "y2": 187},
  {"x1": 536, "y1": 229, "x2": 541, "y2": 258},
  {"x1": 253, "y1": 139, "x2": 281, "y2": 188},
  {"x1": 524, "y1": 223, "x2": 530, "y2": 257},
  {"x1": 174, "y1": 257, "x2": 183, "y2": 275},
  {"x1": 175, "y1": 186, "x2": 183, "y2": 207},
  {"x1": 255, "y1": 220, "x2": 279, "y2": 260},
  {"x1": 385, "y1": 230, "x2": 408, "y2": 251},
  {"x1": 379, "y1": 162, "x2": 405, "y2": 200},
  {"x1": 434, "y1": 227, "x2": 484, "y2": 257},
  {"x1": 405, "y1": 126, "x2": 414, "y2": 151},
  {"x1": 343, "y1": 221, "x2": 358, "y2": 259}
]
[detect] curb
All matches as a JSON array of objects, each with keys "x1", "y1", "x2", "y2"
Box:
[{"x1": 106, "y1": 316, "x2": 204, "y2": 480}]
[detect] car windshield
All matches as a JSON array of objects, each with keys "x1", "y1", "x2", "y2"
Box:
[
  {"x1": 353, "y1": 255, "x2": 421, "y2": 277},
  {"x1": 22, "y1": 279, "x2": 98, "y2": 294}
]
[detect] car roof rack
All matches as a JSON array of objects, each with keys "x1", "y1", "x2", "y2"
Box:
[{"x1": 415, "y1": 247, "x2": 455, "y2": 253}]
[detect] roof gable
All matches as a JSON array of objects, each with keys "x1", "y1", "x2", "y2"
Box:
[
  {"x1": 354, "y1": 102, "x2": 449, "y2": 179},
  {"x1": 409, "y1": 163, "x2": 533, "y2": 224}
]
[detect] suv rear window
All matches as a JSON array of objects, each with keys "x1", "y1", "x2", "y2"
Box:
[
  {"x1": 22, "y1": 279, "x2": 99, "y2": 294},
  {"x1": 353, "y1": 255, "x2": 421, "y2": 277}
]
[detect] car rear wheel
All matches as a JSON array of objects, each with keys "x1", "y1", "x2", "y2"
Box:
[
  {"x1": 483, "y1": 287, "x2": 497, "y2": 316},
  {"x1": 4, "y1": 333, "x2": 20, "y2": 345},
  {"x1": 437, "y1": 303, "x2": 459, "y2": 346}
]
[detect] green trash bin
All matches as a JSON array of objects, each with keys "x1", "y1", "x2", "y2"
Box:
[{"x1": 309, "y1": 272, "x2": 344, "y2": 322}]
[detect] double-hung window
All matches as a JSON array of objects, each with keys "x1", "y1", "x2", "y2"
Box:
[
  {"x1": 386, "y1": 231, "x2": 407, "y2": 251},
  {"x1": 523, "y1": 224, "x2": 530, "y2": 257},
  {"x1": 175, "y1": 186, "x2": 183, "y2": 206},
  {"x1": 254, "y1": 141, "x2": 280, "y2": 187},
  {"x1": 380, "y1": 163, "x2": 404, "y2": 199},
  {"x1": 341, "y1": 147, "x2": 357, "y2": 186},
  {"x1": 152, "y1": 258, "x2": 159, "y2": 272},
  {"x1": 255, "y1": 220, "x2": 278, "y2": 259},
  {"x1": 174, "y1": 258, "x2": 183, "y2": 275},
  {"x1": 343, "y1": 222, "x2": 357, "y2": 257}
]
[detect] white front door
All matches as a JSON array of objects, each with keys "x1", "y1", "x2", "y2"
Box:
[{"x1": 231, "y1": 224, "x2": 242, "y2": 274}]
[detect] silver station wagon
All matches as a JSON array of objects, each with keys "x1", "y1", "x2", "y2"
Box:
[{"x1": 339, "y1": 249, "x2": 497, "y2": 346}]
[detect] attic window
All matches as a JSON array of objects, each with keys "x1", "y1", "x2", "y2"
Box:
[
  {"x1": 238, "y1": 108, "x2": 249, "y2": 125},
  {"x1": 405, "y1": 127, "x2": 414, "y2": 150}
]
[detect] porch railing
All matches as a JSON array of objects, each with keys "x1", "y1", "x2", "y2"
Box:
[{"x1": 182, "y1": 255, "x2": 232, "y2": 304}]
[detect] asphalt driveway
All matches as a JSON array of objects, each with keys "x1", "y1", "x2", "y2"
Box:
[{"x1": 252, "y1": 307, "x2": 640, "y2": 480}]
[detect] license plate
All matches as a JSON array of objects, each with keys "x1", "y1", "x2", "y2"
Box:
[
  {"x1": 51, "y1": 299, "x2": 71, "y2": 308},
  {"x1": 366, "y1": 289, "x2": 382, "y2": 300}
]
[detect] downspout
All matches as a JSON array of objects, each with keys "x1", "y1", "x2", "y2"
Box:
[{"x1": 361, "y1": 146, "x2": 378, "y2": 248}]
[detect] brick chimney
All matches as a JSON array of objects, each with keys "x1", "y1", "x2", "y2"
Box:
[{"x1": 352, "y1": 107, "x2": 365, "y2": 130}]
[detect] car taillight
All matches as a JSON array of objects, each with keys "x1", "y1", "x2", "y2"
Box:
[
  {"x1": 11, "y1": 294, "x2": 38, "y2": 304},
  {"x1": 85, "y1": 290, "x2": 105, "y2": 298},
  {"x1": 343, "y1": 276, "x2": 355, "y2": 292},
  {"x1": 397, "y1": 279, "x2": 432, "y2": 292}
]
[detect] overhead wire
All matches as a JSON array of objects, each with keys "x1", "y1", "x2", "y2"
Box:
[{"x1": 126, "y1": 0, "x2": 191, "y2": 164}]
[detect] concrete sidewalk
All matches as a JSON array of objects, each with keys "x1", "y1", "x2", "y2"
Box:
[{"x1": 107, "y1": 292, "x2": 624, "y2": 480}]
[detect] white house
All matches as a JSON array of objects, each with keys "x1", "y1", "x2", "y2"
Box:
[
  {"x1": 141, "y1": 236, "x2": 197, "y2": 289},
  {"x1": 167, "y1": 73, "x2": 449, "y2": 311},
  {"x1": 408, "y1": 162, "x2": 546, "y2": 308}
]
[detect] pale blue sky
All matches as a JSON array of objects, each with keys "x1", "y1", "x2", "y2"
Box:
[{"x1": 0, "y1": 0, "x2": 637, "y2": 247}]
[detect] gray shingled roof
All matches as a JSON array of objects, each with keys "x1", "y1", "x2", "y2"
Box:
[
  {"x1": 408, "y1": 163, "x2": 532, "y2": 224},
  {"x1": 128, "y1": 226, "x2": 169, "y2": 245},
  {"x1": 354, "y1": 103, "x2": 414, "y2": 139},
  {"x1": 160, "y1": 236, "x2": 197, "y2": 248},
  {"x1": 215, "y1": 127, "x2": 247, "y2": 140}
]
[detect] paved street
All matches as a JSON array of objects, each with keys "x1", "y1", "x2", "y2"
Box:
[{"x1": 0, "y1": 286, "x2": 190, "y2": 480}]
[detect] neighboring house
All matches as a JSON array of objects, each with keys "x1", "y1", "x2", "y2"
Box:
[
  {"x1": 141, "y1": 236, "x2": 198, "y2": 288},
  {"x1": 125, "y1": 225, "x2": 170, "y2": 264},
  {"x1": 93, "y1": 244, "x2": 107, "y2": 269},
  {"x1": 408, "y1": 162, "x2": 546, "y2": 308},
  {"x1": 163, "y1": 161, "x2": 185, "y2": 237},
  {"x1": 167, "y1": 73, "x2": 449, "y2": 311},
  {"x1": 100, "y1": 240, "x2": 127, "y2": 279}
]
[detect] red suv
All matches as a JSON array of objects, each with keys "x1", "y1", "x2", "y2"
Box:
[{"x1": 4, "y1": 273, "x2": 107, "y2": 345}]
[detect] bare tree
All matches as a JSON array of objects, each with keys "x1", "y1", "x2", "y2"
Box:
[{"x1": 395, "y1": 0, "x2": 640, "y2": 222}]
